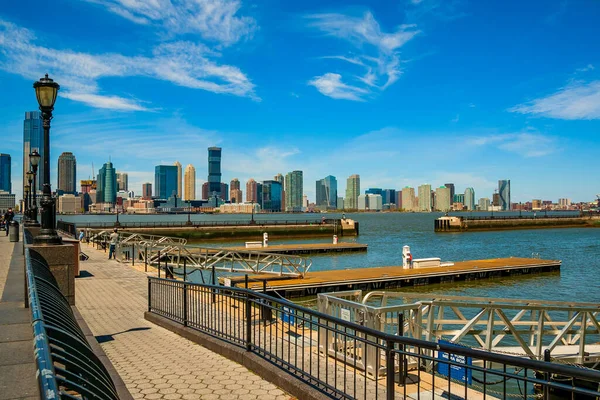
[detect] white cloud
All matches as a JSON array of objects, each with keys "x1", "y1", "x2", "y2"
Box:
[
  {"x1": 509, "y1": 81, "x2": 600, "y2": 120},
  {"x1": 576, "y1": 64, "x2": 594, "y2": 73},
  {"x1": 466, "y1": 133, "x2": 557, "y2": 157},
  {"x1": 306, "y1": 11, "x2": 420, "y2": 100},
  {"x1": 85, "y1": 0, "x2": 258, "y2": 46},
  {"x1": 0, "y1": 17, "x2": 258, "y2": 111},
  {"x1": 308, "y1": 73, "x2": 368, "y2": 101}
]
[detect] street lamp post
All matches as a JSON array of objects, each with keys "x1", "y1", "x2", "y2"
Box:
[
  {"x1": 24, "y1": 184, "x2": 30, "y2": 222},
  {"x1": 519, "y1": 202, "x2": 522, "y2": 218},
  {"x1": 29, "y1": 150, "x2": 41, "y2": 226},
  {"x1": 33, "y1": 74, "x2": 61, "y2": 244},
  {"x1": 186, "y1": 202, "x2": 192, "y2": 226},
  {"x1": 26, "y1": 171, "x2": 34, "y2": 221}
]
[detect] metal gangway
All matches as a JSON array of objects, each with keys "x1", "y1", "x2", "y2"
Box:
[
  {"x1": 89, "y1": 230, "x2": 312, "y2": 277},
  {"x1": 318, "y1": 290, "x2": 600, "y2": 378}
]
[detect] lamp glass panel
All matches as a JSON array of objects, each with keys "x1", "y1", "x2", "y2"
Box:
[{"x1": 36, "y1": 86, "x2": 56, "y2": 108}]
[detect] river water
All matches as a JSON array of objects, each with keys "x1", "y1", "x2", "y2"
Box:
[{"x1": 62, "y1": 212, "x2": 600, "y2": 303}]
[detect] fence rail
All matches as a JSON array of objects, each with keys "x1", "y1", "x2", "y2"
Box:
[
  {"x1": 56, "y1": 220, "x2": 77, "y2": 237},
  {"x1": 148, "y1": 277, "x2": 600, "y2": 400},
  {"x1": 79, "y1": 218, "x2": 338, "y2": 229}
]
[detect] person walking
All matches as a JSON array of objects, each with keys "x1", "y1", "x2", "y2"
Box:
[
  {"x1": 3, "y1": 208, "x2": 14, "y2": 236},
  {"x1": 108, "y1": 228, "x2": 119, "y2": 260}
]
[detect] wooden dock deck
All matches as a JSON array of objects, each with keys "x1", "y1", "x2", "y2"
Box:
[
  {"x1": 224, "y1": 242, "x2": 368, "y2": 255},
  {"x1": 225, "y1": 257, "x2": 561, "y2": 298}
]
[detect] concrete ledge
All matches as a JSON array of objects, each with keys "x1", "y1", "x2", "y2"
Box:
[
  {"x1": 73, "y1": 306, "x2": 133, "y2": 400},
  {"x1": 145, "y1": 311, "x2": 329, "y2": 400}
]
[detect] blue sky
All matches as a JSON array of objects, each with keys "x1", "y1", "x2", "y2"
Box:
[{"x1": 1, "y1": 0, "x2": 599, "y2": 203}]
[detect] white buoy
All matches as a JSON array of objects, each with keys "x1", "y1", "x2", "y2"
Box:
[
  {"x1": 333, "y1": 235, "x2": 338, "y2": 244},
  {"x1": 263, "y1": 232, "x2": 269, "y2": 247},
  {"x1": 402, "y1": 245, "x2": 412, "y2": 269}
]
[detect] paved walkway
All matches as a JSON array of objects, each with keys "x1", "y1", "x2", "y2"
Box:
[{"x1": 76, "y1": 241, "x2": 292, "y2": 400}]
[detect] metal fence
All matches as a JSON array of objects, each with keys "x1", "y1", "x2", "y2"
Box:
[
  {"x1": 26, "y1": 248, "x2": 120, "y2": 399},
  {"x1": 148, "y1": 277, "x2": 600, "y2": 400},
  {"x1": 56, "y1": 220, "x2": 77, "y2": 237}
]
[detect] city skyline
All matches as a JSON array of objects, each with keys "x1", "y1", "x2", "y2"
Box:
[{"x1": 1, "y1": 1, "x2": 599, "y2": 203}]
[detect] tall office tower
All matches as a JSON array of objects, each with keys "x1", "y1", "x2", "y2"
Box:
[
  {"x1": 245, "y1": 179, "x2": 258, "y2": 203},
  {"x1": 444, "y1": 183, "x2": 455, "y2": 204},
  {"x1": 154, "y1": 165, "x2": 178, "y2": 199},
  {"x1": 284, "y1": 170, "x2": 303, "y2": 211},
  {"x1": 498, "y1": 180, "x2": 511, "y2": 211},
  {"x1": 97, "y1": 161, "x2": 117, "y2": 204},
  {"x1": 80, "y1": 180, "x2": 96, "y2": 194},
  {"x1": 382, "y1": 189, "x2": 396, "y2": 206},
  {"x1": 201, "y1": 182, "x2": 209, "y2": 200},
  {"x1": 478, "y1": 197, "x2": 490, "y2": 211},
  {"x1": 230, "y1": 179, "x2": 242, "y2": 203},
  {"x1": 0, "y1": 154, "x2": 11, "y2": 193},
  {"x1": 220, "y1": 183, "x2": 229, "y2": 202},
  {"x1": 23, "y1": 111, "x2": 45, "y2": 192},
  {"x1": 116, "y1": 172, "x2": 128, "y2": 191},
  {"x1": 302, "y1": 194, "x2": 309, "y2": 208},
  {"x1": 435, "y1": 186, "x2": 451, "y2": 211},
  {"x1": 418, "y1": 184, "x2": 432, "y2": 212},
  {"x1": 464, "y1": 187, "x2": 476, "y2": 211},
  {"x1": 261, "y1": 180, "x2": 283, "y2": 212},
  {"x1": 365, "y1": 188, "x2": 383, "y2": 196},
  {"x1": 57, "y1": 152, "x2": 77, "y2": 194},
  {"x1": 184, "y1": 164, "x2": 196, "y2": 201},
  {"x1": 453, "y1": 193, "x2": 465, "y2": 204},
  {"x1": 207, "y1": 147, "x2": 222, "y2": 198},
  {"x1": 315, "y1": 175, "x2": 337, "y2": 209},
  {"x1": 142, "y1": 183, "x2": 152, "y2": 199},
  {"x1": 345, "y1": 174, "x2": 360, "y2": 209},
  {"x1": 396, "y1": 192, "x2": 402, "y2": 209},
  {"x1": 274, "y1": 173, "x2": 284, "y2": 184},
  {"x1": 174, "y1": 161, "x2": 182, "y2": 198},
  {"x1": 401, "y1": 186, "x2": 416, "y2": 211}
]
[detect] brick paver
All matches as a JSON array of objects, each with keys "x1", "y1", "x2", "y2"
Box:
[{"x1": 75, "y1": 241, "x2": 291, "y2": 400}]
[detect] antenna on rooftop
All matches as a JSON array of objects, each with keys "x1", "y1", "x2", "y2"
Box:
[{"x1": 92, "y1": 162, "x2": 95, "y2": 180}]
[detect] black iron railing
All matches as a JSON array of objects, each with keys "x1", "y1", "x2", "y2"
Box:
[
  {"x1": 26, "y1": 248, "x2": 120, "y2": 399},
  {"x1": 148, "y1": 277, "x2": 600, "y2": 400},
  {"x1": 56, "y1": 220, "x2": 77, "y2": 237}
]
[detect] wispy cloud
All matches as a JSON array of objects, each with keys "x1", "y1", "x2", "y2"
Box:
[
  {"x1": 451, "y1": 114, "x2": 460, "y2": 123},
  {"x1": 0, "y1": 18, "x2": 258, "y2": 111},
  {"x1": 84, "y1": 0, "x2": 258, "y2": 46},
  {"x1": 308, "y1": 73, "x2": 368, "y2": 101},
  {"x1": 466, "y1": 132, "x2": 558, "y2": 157},
  {"x1": 306, "y1": 11, "x2": 420, "y2": 100},
  {"x1": 576, "y1": 64, "x2": 595, "y2": 73},
  {"x1": 509, "y1": 81, "x2": 600, "y2": 120}
]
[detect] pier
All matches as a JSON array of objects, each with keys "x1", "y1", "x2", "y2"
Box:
[
  {"x1": 435, "y1": 214, "x2": 600, "y2": 232},
  {"x1": 224, "y1": 242, "x2": 368, "y2": 255}
]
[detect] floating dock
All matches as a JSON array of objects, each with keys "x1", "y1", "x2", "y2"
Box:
[
  {"x1": 224, "y1": 257, "x2": 561, "y2": 298},
  {"x1": 435, "y1": 215, "x2": 600, "y2": 232},
  {"x1": 223, "y1": 242, "x2": 367, "y2": 255}
]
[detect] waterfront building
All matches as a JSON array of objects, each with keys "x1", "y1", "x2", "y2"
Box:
[
  {"x1": 558, "y1": 198, "x2": 571, "y2": 208},
  {"x1": 464, "y1": 187, "x2": 475, "y2": 211},
  {"x1": 435, "y1": 186, "x2": 451, "y2": 212},
  {"x1": 418, "y1": 184, "x2": 432, "y2": 212},
  {"x1": 142, "y1": 183, "x2": 152, "y2": 199},
  {"x1": 498, "y1": 179, "x2": 511, "y2": 211},
  {"x1": 365, "y1": 188, "x2": 383, "y2": 196},
  {"x1": 246, "y1": 179, "x2": 258, "y2": 203},
  {"x1": 202, "y1": 182, "x2": 209, "y2": 200},
  {"x1": 337, "y1": 196, "x2": 344, "y2": 209},
  {"x1": 302, "y1": 194, "x2": 309, "y2": 208},
  {"x1": 284, "y1": 170, "x2": 303, "y2": 211},
  {"x1": 220, "y1": 183, "x2": 229, "y2": 202},
  {"x1": 401, "y1": 186, "x2": 416, "y2": 211},
  {"x1": 261, "y1": 180, "x2": 282, "y2": 212},
  {"x1": 478, "y1": 197, "x2": 490, "y2": 211},
  {"x1": 23, "y1": 111, "x2": 45, "y2": 192},
  {"x1": 453, "y1": 193, "x2": 465, "y2": 204},
  {"x1": 184, "y1": 164, "x2": 196, "y2": 201},
  {"x1": 368, "y1": 194, "x2": 383, "y2": 211},
  {"x1": 57, "y1": 152, "x2": 77, "y2": 194},
  {"x1": 382, "y1": 189, "x2": 396, "y2": 207},
  {"x1": 396, "y1": 192, "x2": 402, "y2": 209},
  {"x1": 97, "y1": 161, "x2": 117, "y2": 204},
  {"x1": 174, "y1": 161, "x2": 182, "y2": 198},
  {"x1": 344, "y1": 174, "x2": 360, "y2": 210},
  {"x1": 155, "y1": 165, "x2": 178, "y2": 199},
  {"x1": 445, "y1": 183, "x2": 455, "y2": 204},
  {"x1": 230, "y1": 179, "x2": 242, "y2": 203},
  {"x1": 219, "y1": 203, "x2": 260, "y2": 214},
  {"x1": 80, "y1": 180, "x2": 96, "y2": 194},
  {"x1": 58, "y1": 194, "x2": 82, "y2": 214},
  {"x1": 492, "y1": 192, "x2": 500, "y2": 207},
  {"x1": 116, "y1": 172, "x2": 128, "y2": 191},
  {"x1": 316, "y1": 175, "x2": 337, "y2": 209},
  {"x1": 0, "y1": 191, "x2": 16, "y2": 213},
  {"x1": 274, "y1": 173, "x2": 284, "y2": 184},
  {"x1": 207, "y1": 147, "x2": 222, "y2": 198},
  {"x1": 0, "y1": 154, "x2": 11, "y2": 193},
  {"x1": 357, "y1": 194, "x2": 367, "y2": 210},
  {"x1": 532, "y1": 199, "x2": 543, "y2": 210}
]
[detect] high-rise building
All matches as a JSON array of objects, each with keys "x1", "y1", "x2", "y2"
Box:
[
  {"x1": 418, "y1": 184, "x2": 432, "y2": 212},
  {"x1": 0, "y1": 154, "x2": 11, "y2": 193},
  {"x1": 435, "y1": 186, "x2": 451, "y2": 211},
  {"x1": 23, "y1": 111, "x2": 45, "y2": 192},
  {"x1": 174, "y1": 161, "x2": 182, "y2": 198},
  {"x1": 274, "y1": 173, "x2": 284, "y2": 184},
  {"x1": 401, "y1": 187, "x2": 416, "y2": 211},
  {"x1": 453, "y1": 193, "x2": 465, "y2": 204},
  {"x1": 445, "y1": 183, "x2": 455, "y2": 204},
  {"x1": 155, "y1": 165, "x2": 178, "y2": 199},
  {"x1": 345, "y1": 174, "x2": 360, "y2": 210},
  {"x1": 230, "y1": 179, "x2": 242, "y2": 203},
  {"x1": 382, "y1": 189, "x2": 396, "y2": 206},
  {"x1": 220, "y1": 183, "x2": 229, "y2": 202},
  {"x1": 365, "y1": 188, "x2": 383, "y2": 195},
  {"x1": 201, "y1": 182, "x2": 209, "y2": 200},
  {"x1": 246, "y1": 179, "x2": 258, "y2": 203},
  {"x1": 57, "y1": 152, "x2": 77, "y2": 194},
  {"x1": 315, "y1": 175, "x2": 337, "y2": 209},
  {"x1": 261, "y1": 180, "x2": 283, "y2": 212},
  {"x1": 207, "y1": 147, "x2": 222, "y2": 198},
  {"x1": 284, "y1": 171, "x2": 303, "y2": 211},
  {"x1": 80, "y1": 180, "x2": 96, "y2": 194},
  {"x1": 478, "y1": 197, "x2": 490, "y2": 211},
  {"x1": 142, "y1": 183, "x2": 152, "y2": 199},
  {"x1": 116, "y1": 172, "x2": 128, "y2": 191},
  {"x1": 97, "y1": 161, "x2": 117, "y2": 204},
  {"x1": 464, "y1": 187, "x2": 475, "y2": 211},
  {"x1": 183, "y1": 164, "x2": 196, "y2": 201},
  {"x1": 498, "y1": 180, "x2": 511, "y2": 211}
]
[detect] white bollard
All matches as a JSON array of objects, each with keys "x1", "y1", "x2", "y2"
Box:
[
  {"x1": 402, "y1": 245, "x2": 412, "y2": 269},
  {"x1": 333, "y1": 235, "x2": 338, "y2": 244},
  {"x1": 263, "y1": 232, "x2": 268, "y2": 247}
]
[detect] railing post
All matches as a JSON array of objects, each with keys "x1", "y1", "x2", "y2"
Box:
[
  {"x1": 158, "y1": 250, "x2": 161, "y2": 278},
  {"x1": 183, "y1": 282, "x2": 188, "y2": 327},
  {"x1": 543, "y1": 349, "x2": 551, "y2": 400},
  {"x1": 183, "y1": 258, "x2": 187, "y2": 282},
  {"x1": 132, "y1": 243, "x2": 135, "y2": 266},
  {"x1": 144, "y1": 245, "x2": 148, "y2": 272},
  {"x1": 398, "y1": 312, "x2": 406, "y2": 384},
  {"x1": 245, "y1": 274, "x2": 248, "y2": 289},
  {"x1": 212, "y1": 265, "x2": 216, "y2": 303},
  {"x1": 148, "y1": 278, "x2": 151, "y2": 312},
  {"x1": 245, "y1": 292, "x2": 252, "y2": 352},
  {"x1": 386, "y1": 340, "x2": 395, "y2": 400}
]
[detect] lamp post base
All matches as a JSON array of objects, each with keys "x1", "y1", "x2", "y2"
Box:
[
  {"x1": 24, "y1": 220, "x2": 40, "y2": 227},
  {"x1": 34, "y1": 229, "x2": 63, "y2": 245}
]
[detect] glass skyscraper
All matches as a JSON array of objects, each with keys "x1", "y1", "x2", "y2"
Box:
[
  {"x1": 208, "y1": 147, "x2": 222, "y2": 198},
  {"x1": 261, "y1": 180, "x2": 282, "y2": 212},
  {"x1": 464, "y1": 187, "x2": 476, "y2": 211},
  {"x1": 0, "y1": 154, "x2": 11, "y2": 193},
  {"x1": 97, "y1": 161, "x2": 117, "y2": 204},
  {"x1": 345, "y1": 174, "x2": 360, "y2": 210},
  {"x1": 155, "y1": 165, "x2": 178, "y2": 199},
  {"x1": 284, "y1": 170, "x2": 303, "y2": 211},
  {"x1": 57, "y1": 152, "x2": 77, "y2": 194},
  {"x1": 23, "y1": 111, "x2": 45, "y2": 192},
  {"x1": 498, "y1": 180, "x2": 511, "y2": 211},
  {"x1": 316, "y1": 175, "x2": 337, "y2": 209}
]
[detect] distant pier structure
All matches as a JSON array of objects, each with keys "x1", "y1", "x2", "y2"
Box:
[{"x1": 435, "y1": 214, "x2": 599, "y2": 232}]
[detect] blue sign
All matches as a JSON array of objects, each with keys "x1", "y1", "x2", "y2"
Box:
[
  {"x1": 282, "y1": 306, "x2": 295, "y2": 326},
  {"x1": 436, "y1": 339, "x2": 472, "y2": 385}
]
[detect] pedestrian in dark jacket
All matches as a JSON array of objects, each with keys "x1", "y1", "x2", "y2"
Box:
[{"x1": 3, "y1": 208, "x2": 14, "y2": 236}]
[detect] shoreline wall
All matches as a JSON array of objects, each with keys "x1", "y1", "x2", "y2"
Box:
[{"x1": 435, "y1": 216, "x2": 599, "y2": 232}]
